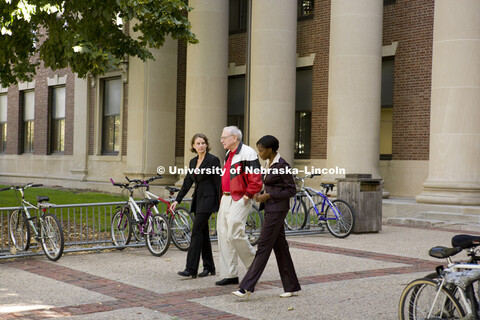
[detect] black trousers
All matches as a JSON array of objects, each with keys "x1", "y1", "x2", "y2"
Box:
[
  {"x1": 239, "y1": 210, "x2": 301, "y2": 293},
  {"x1": 185, "y1": 212, "x2": 215, "y2": 273}
]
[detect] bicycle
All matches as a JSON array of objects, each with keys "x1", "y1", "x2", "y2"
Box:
[
  {"x1": 125, "y1": 176, "x2": 194, "y2": 251},
  {"x1": 1, "y1": 183, "x2": 64, "y2": 261},
  {"x1": 130, "y1": 175, "x2": 264, "y2": 248},
  {"x1": 109, "y1": 178, "x2": 171, "y2": 257},
  {"x1": 285, "y1": 174, "x2": 355, "y2": 238},
  {"x1": 398, "y1": 234, "x2": 480, "y2": 319}
]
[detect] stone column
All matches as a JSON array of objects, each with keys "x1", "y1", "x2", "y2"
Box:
[
  {"x1": 416, "y1": 0, "x2": 480, "y2": 205},
  {"x1": 126, "y1": 36, "x2": 178, "y2": 184},
  {"x1": 248, "y1": 0, "x2": 297, "y2": 164},
  {"x1": 326, "y1": 0, "x2": 383, "y2": 180},
  {"x1": 184, "y1": 0, "x2": 229, "y2": 160},
  {"x1": 71, "y1": 74, "x2": 88, "y2": 180}
]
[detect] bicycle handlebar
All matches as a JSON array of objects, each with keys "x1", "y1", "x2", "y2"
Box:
[{"x1": 0, "y1": 187, "x2": 11, "y2": 191}]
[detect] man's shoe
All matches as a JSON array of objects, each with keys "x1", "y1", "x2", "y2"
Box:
[
  {"x1": 177, "y1": 270, "x2": 197, "y2": 279},
  {"x1": 198, "y1": 269, "x2": 216, "y2": 277},
  {"x1": 279, "y1": 291, "x2": 299, "y2": 298},
  {"x1": 215, "y1": 277, "x2": 239, "y2": 285}
]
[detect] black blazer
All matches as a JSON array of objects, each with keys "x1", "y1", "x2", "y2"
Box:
[
  {"x1": 175, "y1": 152, "x2": 221, "y2": 214},
  {"x1": 262, "y1": 157, "x2": 297, "y2": 212}
]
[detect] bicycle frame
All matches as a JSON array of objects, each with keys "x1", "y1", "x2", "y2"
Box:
[
  {"x1": 15, "y1": 188, "x2": 46, "y2": 237},
  {"x1": 302, "y1": 187, "x2": 343, "y2": 221}
]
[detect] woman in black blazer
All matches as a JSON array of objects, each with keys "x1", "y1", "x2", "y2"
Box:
[
  {"x1": 232, "y1": 135, "x2": 301, "y2": 299},
  {"x1": 171, "y1": 133, "x2": 221, "y2": 278}
]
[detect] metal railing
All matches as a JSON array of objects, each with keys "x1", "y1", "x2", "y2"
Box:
[{"x1": 0, "y1": 198, "x2": 324, "y2": 260}]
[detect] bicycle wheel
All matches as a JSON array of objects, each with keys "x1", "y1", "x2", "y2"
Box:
[
  {"x1": 246, "y1": 204, "x2": 264, "y2": 246},
  {"x1": 170, "y1": 207, "x2": 193, "y2": 251},
  {"x1": 8, "y1": 210, "x2": 31, "y2": 251},
  {"x1": 325, "y1": 199, "x2": 355, "y2": 238},
  {"x1": 40, "y1": 213, "x2": 64, "y2": 261},
  {"x1": 146, "y1": 214, "x2": 171, "y2": 257},
  {"x1": 111, "y1": 209, "x2": 132, "y2": 248},
  {"x1": 399, "y1": 278, "x2": 465, "y2": 320},
  {"x1": 285, "y1": 195, "x2": 307, "y2": 230}
]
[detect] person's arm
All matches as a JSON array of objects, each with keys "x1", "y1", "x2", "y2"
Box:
[
  {"x1": 269, "y1": 165, "x2": 296, "y2": 200},
  {"x1": 244, "y1": 158, "x2": 263, "y2": 199},
  {"x1": 173, "y1": 159, "x2": 195, "y2": 207}
]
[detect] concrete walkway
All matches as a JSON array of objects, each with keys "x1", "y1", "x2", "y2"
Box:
[{"x1": 1, "y1": 224, "x2": 478, "y2": 320}]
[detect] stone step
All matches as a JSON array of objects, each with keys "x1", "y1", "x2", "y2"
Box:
[{"x1": 382, "y1": 198, "x2": 480, "y2": 232}]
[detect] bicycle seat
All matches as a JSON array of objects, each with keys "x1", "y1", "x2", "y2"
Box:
[
  {"x1": 145, "y1": 198, "x2": 159, "y2": 206},
  {"x1": 429, "y1": 246, "x2": 462, "y2": 259},
  {"x1": 36, "y1": 196, "x2": 50, "y2": 203},
  {"x1": 166, "y1": 186, "x2": 180, "y2": 193},
  {"x1": 452, "y1": 234, "x2": 480, "y2": 249},
  {"x1": 321, "y1": 183, "x2": 334, "y2": 190}
]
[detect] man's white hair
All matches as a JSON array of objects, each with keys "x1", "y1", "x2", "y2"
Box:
[{"x1": 224, "y1": 126, "x2": 242, "y2": 141}]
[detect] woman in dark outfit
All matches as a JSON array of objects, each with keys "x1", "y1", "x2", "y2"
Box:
[
  {"x1": 232, "y1": 135, "x2": 301, "y2": 299},
  {"x1": 171, "y1": 133, "x2": 221, "y2": 278}
]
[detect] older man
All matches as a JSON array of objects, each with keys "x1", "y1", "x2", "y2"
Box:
[{"x1": 215, "y1": 126, "x2": 263, "y2": 285}]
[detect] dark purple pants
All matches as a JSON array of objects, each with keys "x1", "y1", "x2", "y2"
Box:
[{"x1": 239, "y1": 210, "x2": 301, "y2": 293}]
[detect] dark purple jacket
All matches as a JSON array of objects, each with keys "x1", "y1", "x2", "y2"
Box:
[{"x1": 261, "y1": 156, "x2": 296, "y2": 212}]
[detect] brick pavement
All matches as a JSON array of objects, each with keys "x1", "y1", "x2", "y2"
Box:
[{"x1": 0, "y1": 229, "x2": 445, "y2": 320}]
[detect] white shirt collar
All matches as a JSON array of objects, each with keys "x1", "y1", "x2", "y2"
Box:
[{"x1": 266, "y1": 153, "x2": 281, "y2": 168}]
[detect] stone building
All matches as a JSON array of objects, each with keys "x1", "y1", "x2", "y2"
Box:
[{"x1": 0, "y1": 0, "x2": 479, "y2": 213}]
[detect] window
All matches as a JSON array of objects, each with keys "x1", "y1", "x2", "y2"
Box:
[
  {"x1": 380, "y1": 58, "x2": 394, "y2": 160},
  {"x1": 101, "y1": 78, "x2": 121, "y2": 155},
  {"x1": 384, "y1": 0, "x2": 396, "y2": 5},
  {"x1": 50, "y1": 86, "x2": 65, "y2": 153},
  {"x1": 295, "y1": 68, "x2": 312, "y2": 159},
  {"x1": 227, "y1": 76, "x2": 245, "y2": 132},
  {"x1": 298, "y1": 0, "x2": 314, "y2": 19},
  {"x1": 0, "y1": 94, "x2": 7, "y2": 153},
  {"x1": 22, "y1": 90, "x2": 35, "y2": 153},
  {"x1": 229, "y1": 0, "x2": 248, "y2": 34}
]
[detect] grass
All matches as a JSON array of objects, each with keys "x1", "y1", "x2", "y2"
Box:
[
  {"x1": 0, "y1": 185, "x2": 126, "y2": 208},
  {"x1": 0, "y1": 185, "x2": 192, "y2": 234}
]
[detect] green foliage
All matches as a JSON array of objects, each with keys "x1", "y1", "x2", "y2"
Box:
[{"x1": 0, "y1": 0, "x2": 198, "y2": 87}]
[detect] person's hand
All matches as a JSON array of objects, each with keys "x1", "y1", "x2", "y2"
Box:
[
  {"x1": 170, "y1": 201, "x2": 178, "y2": 211},
  {"x1": 255, "y1": 193, "x2": 270, "y2": 203}
]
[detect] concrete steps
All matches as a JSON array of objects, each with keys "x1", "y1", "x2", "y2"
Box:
[{"x1": 383, "y1": 198, "x2": 480, "y2": 232}]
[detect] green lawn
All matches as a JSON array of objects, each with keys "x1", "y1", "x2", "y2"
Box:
[{"x1": 0, "y1": 185, "x2": 126, "y2": 208}]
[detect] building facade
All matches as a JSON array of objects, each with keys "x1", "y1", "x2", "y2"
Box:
[{"x1": 0, "y1": 0, "x2": 479, "y2": 206}]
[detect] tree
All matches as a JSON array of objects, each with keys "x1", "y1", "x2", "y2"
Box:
[{"x1": 0, "y1": 0, "x2": 198, "y2": 87}]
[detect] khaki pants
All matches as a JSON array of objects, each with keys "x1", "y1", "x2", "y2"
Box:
[{"x1": 216, "y1": 195, "x2": 255, "y2": 278}]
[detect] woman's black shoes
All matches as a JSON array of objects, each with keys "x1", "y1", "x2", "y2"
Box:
[
  {"x1": 198, "y1": 269, "x2": 216, "y2": 277},
  {"x1": 178, "y1": 270, "x2": 197, "y2": 278}
]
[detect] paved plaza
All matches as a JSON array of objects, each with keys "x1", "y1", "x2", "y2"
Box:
[{"x1": 1, "y1": 224, "x2": 478, "y2": 320}]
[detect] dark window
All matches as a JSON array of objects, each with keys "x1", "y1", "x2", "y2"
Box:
[
  {"x1": 298, "y1": 0, "x2": 314, "y2": 20},
  {"x1": 229, "y1": 0, "x2": 248, "y2": 34},
  {"x1": 101, "y1": 78, "x2": 121, "y2": 155},
  {"x1": 380, "y1": 58, "x2": 394, "y2": 160},
  {"x1": 295, "y1": 68, "x2": 312, "y2": 159},
  {"x1": 384, "y1": 0, "x2": 396, "y2": 6},
  {"x1": 50, "y1": 86, "x2": 65, "y2": 153},
  {"x1": 227, "y1": 75, "x2": 245, "y2": 133},
  {"x1": 22, "y1": 90, "x2": 35, "y2": 153},
  {"x1": 0, "y1": 94, "x2": 6, "y2": 153}
]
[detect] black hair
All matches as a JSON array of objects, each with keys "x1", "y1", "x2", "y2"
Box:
[{"x1": 256, "y1": 135, "x2": 279, "y2": 152}]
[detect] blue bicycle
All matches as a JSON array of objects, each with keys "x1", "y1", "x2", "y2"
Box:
[{"x1": 286, "y1": 174, "x2": 355, "y2": 238}]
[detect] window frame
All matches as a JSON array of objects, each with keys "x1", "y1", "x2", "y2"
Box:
[
  {"x1": 49, "y1": 85, "x2": 66, "y2": 154},
  {"x1": 21, "y1": 90, "x2": 35, "y2": 154},
  {"x1": 97, "y1": 75, "x2": 123, "y2": 156},
  {"x1": 298, "y1": 0, "x2": 314, "y2": 21}
]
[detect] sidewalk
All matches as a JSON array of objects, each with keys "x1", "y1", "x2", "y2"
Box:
[{"x1": 1, "y1": 224, "x2": 477, "y2": 320}]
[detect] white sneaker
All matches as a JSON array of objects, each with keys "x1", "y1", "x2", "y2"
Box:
[
  {"x1": 279, "y1": 292, "x2": 299, "y2": 298},
  {"x1": 232, "y1": 290, "x2": 252, "y2": 300}
]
